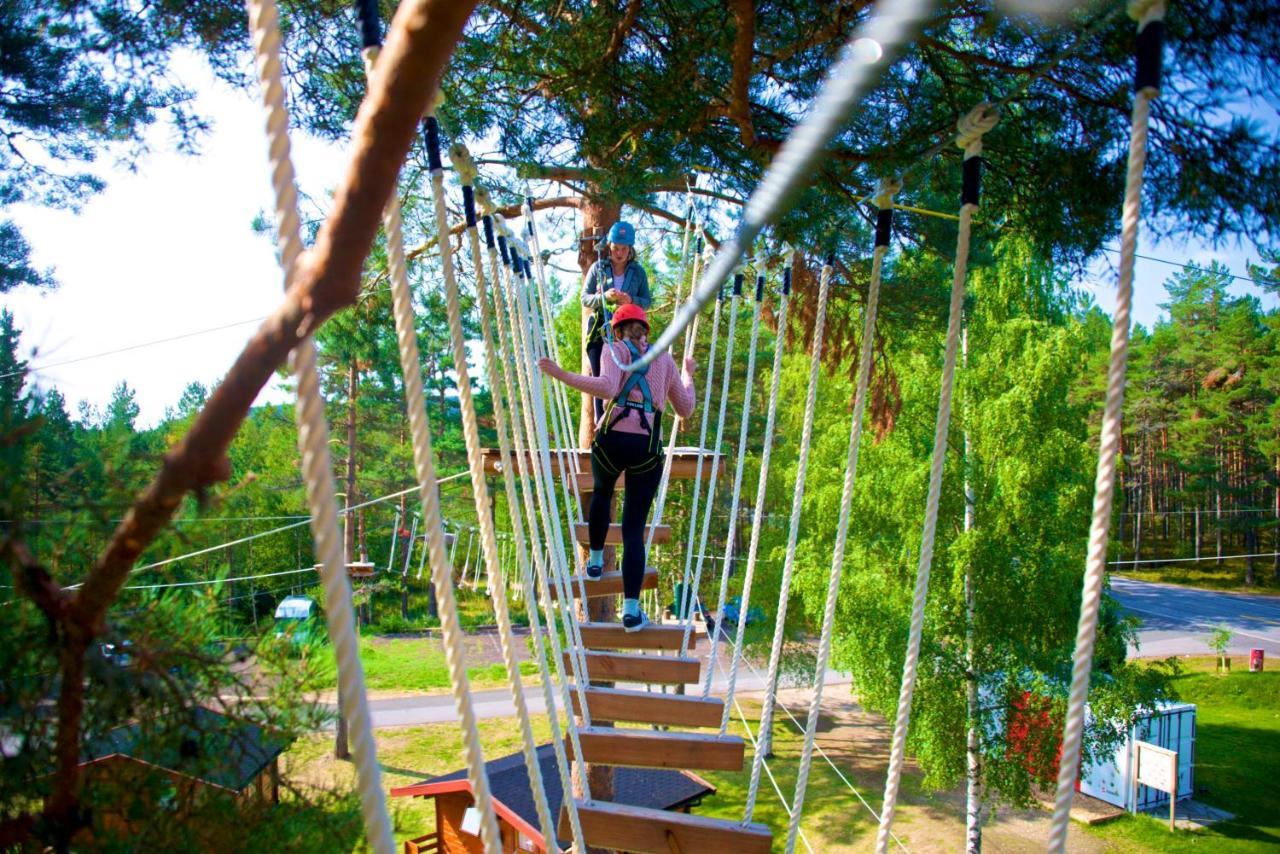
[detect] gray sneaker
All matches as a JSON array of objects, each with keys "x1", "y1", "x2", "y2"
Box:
[{"x1": 622, "y1": 610, "x2": 649, "y2": 633}]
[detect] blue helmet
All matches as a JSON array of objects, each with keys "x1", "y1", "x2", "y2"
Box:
[{"x1": 607, "y1": 220, "x2": 635, "y2": 246}]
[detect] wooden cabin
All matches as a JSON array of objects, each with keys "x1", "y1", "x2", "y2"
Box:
[
  {"x1": 79, "y1": 707, "x2": 287, "y2": 836},
  {"x1": 392, "y1": 743, "x2": 715, "y2": 853}
]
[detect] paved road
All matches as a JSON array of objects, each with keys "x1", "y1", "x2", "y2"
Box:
[
  {"x1": 1111, "y1": 575, "x2": 1280, "y2": 658},
  {"x1": 325, "y1": 664, "x2": 850, "y2": 729}
]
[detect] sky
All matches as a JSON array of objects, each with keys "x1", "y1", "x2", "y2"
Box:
[{"x1": 2, "y1": 53, "x2": 1276, "y2": 429}]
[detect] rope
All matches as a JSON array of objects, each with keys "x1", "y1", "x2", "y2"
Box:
[
  {"x1": 245, "y1": 3, "x2": 392, "y2": 851},
  {"x1": 676, "y1": 288, "x2": 724, "y2": 624},
  {"x1": 357, "y1": 35, "x2": 499, "y2": 851},
  {"x1": 479, "y1": 205, "x2": 594, "y2": 805},
  {"x1": 628, "y1": 0, "x2": 933, "y2": 372},
  {"x1": 702, "y1": 273, "x2": 766, "y2": 695},
  {"x1": 1048, "y1": 4, "x2": 1165, "y2": 848},
  {"x1": 720, "y1": 262, "x2": 791, "y2": 734},
  {"x1": 432, "y1": 138, "x2": 557, "y2": 849},
  {"x1": 875, "y1": 104, "x2": 997, "y2": 854},
  {"x1": 788, "y1": 180, "x2": 898, "y2": 853},
  {"x1": 493, "y1": 228, "x2": 594, "y2": 732},
  {"x1": 681, "y1": 282, "x2": 742, "y2": 654},
  {"x1": 646, "y1": 238, "x2": 711, "y2": 555},
  {"x1": 745, "y1": 259, "x2": 833, "y2": 822}
]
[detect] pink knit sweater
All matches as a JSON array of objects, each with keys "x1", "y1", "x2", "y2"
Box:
[{"x1": 544, "y1": 340, "x2": 696, "y2": 435}]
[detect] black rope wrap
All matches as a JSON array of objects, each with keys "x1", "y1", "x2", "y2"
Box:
[
  {"x1": 825, "y1": 252, "x2": 835, "y2": 267},
  {"x1": 783, "y1": 266, "x2": 792, "y2": 296},
  {"x1": 462, "y1": 186, "x2": 477, "y2": 228},
  {"x1": 755, "y1": 274, "x2": 765, "y2": 302},
  {"x1": 1134, "y1": 20, "x2": 1165, "y2": 94},
  {"x1": 525, "y1": 198, "x2": 536, "y2": 236},
  {"x1": 875, "y1": 208, "x2": 893, "y2": 248},
  {"x1": 961, "y1": 155, "x2": 982, "y2": 207},
  {"x1": 356, "y1": 0, "x2": 381, "y2": 49},
  {"x1": 733, "y1": 272, "x2": 744, "y2": 296},
  {"x1": 696, "y1": 236, "x2": 703, "y2": 253},
  {"x1": 523, "y1": 256, "x2": 533, "y2": 279},
  {"x1": 482, "y1": 215, "x2": 495, "y2": 248},
  {"x1": 498, "y1": 235, "x2": 510, "y2": 266},
  {"x1": 423, "y1": 117, "x2": 442, "y2": 172}
]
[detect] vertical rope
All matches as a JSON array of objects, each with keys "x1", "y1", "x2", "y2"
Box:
[
  {"x1": 677, "y1": 289, "x2": 723, "y2": 620},
  {"x1": 360, "y1": 35, "x2": 499, "y2": 850},
  {"x1": 875, "y1": 103, "x2": 997, "y2": 854},
  {"x1": 745, "y1": 259, "x2": 833, "y2": 820},
  {"x1": 681, "y1": 281, "x2": 742, "y2": 653},
  {"x1": 245, "y1": 4, "x2": 393, "y2": 851},
  {"x1": 720, "y1": 261, "x2": 791, "y2": 734},
  {"x1": 787, "y1": 182, "x2": 898, "y2": 853},
  {"x1": 1048, "y1": 4, "x2": 1165, "y2": 848},
  {"x1": 481, "y1": 210, "x2": 594, "y2": 804},
  {"x1": 432, "y1": 140, "x2": 557, "y2": 848},
  {"x1": 646, "y1": 237, "x2": 709, "y2": 556},
  {"x1": 702, "y1": 274, "x2": 766, "y2": 695}
]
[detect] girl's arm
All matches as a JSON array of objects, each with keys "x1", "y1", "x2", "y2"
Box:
[
  {"x1": 538, "y1": 354, "x2": 618, "y2": 400},
  {"x1": 667, "y1": 355, "x2": 697, "y2": 418}
]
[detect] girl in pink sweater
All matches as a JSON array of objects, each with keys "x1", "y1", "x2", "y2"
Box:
[{"x1": 539, "y1": 304, "x2": 696, "y2": 631}]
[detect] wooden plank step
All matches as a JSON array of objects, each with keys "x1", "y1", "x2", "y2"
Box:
[
  {"x1": 572, "y1": 522, "x2": 670, "y2": 545},
  {"x1": 578, "y1": 622, "x2": 697, "y2": 651},
  {"x1": 562, "y1": 651, "x2": 699, "y2": 684},
  {"x1": 550, "y1": 567, "x2": 658, "y2": 599},
  {"x1": 565, "y1": 726, "x2": 744, "y2": 771},
  {"x1": 560, "y1": 800, "x2": 772, "y2": 854},
  {"x1": 568, "y1": 686, "x2": 724, "y2": 728}
]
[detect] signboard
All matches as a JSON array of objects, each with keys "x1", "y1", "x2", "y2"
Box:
[{"x1": 1133, "y1": 740, "x2": 1179, "y2": 831}]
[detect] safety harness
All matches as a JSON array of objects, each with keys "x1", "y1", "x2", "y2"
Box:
[{"x1": 604, "y1": 338, "x2": 659, "y2": 435}]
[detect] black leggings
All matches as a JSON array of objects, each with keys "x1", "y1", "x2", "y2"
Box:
[
  {"x1": 589, "y1": 428, "x2": 663, "y2": 600},
  {"x1": 585, "y1": 338, "x2": 605, "y2": 422}
]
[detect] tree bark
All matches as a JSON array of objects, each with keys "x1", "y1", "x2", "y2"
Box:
[
  {"x1": 336, "y1": 359, "x2": 357, "y2": 760},
  {"x1": 576, "y1": 193, "x2": 621, "y2": 449}
]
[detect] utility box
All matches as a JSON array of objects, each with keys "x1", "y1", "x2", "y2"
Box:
[{"x1": 1078, "y1": 701, "x2": 1195, "y2": 811}]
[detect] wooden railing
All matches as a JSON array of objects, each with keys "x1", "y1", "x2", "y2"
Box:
[{"x1": 404, "y1": 831, "x2": 441, "y2": 854}]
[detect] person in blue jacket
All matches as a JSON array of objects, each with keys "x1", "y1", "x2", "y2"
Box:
[{"x1": 581, "y1": 220, "x2": 652, "y2": 421}]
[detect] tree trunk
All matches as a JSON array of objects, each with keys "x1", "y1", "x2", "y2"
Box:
[
  {"x1": 961, "y1": 326, "x2": 981, "y2": 853},
  {"x1": 576, "y1": 194, "x2": 621, "y2": 450}
]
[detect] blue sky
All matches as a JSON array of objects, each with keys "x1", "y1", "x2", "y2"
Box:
[{"x1": 1, "y1": 53, "x2": 1275, "y2": 428}]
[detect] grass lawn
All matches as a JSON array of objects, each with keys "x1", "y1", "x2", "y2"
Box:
[
  {"x1": 309, "y1": 635, "x2": 538, "y2": 693},
  {"x1": 1114, "y1": 564, "x2": 1280, "y2": 596},
  {"x1": 1086, "y1": 657, "x2": 1280, "y2": 852}
]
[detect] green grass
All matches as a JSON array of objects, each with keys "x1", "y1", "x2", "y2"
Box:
[
  {"x1": 310, "y1": 636, "x2": 538, "y2": 693},
  {"x1": 286, "y1": 716, "x2": 556, "y2": 851},
  {"x1": 1087, "y1": 657, "x2": 1280, "y2": 852},
  {"x1": 1115, "y1": 566, "x2": 1280, "y2": 596}
]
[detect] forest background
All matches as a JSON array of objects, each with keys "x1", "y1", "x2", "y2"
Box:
[{"x1": 1, "y1": 0, "x2": 1278, "y2": 849}]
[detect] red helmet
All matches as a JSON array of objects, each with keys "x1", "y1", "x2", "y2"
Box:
[{"x1": 611, "y1": 303, "x2": 649, "y2": 331}]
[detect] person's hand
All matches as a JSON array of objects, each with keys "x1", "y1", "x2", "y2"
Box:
[
  {"x1": 614, "y1": 291, "x2": 632, "y2": 305},
  {"x1": 604, "y1": 288, "x2": 620, "y2": 303},
  {"x1": 684, "y1": 356, "x2": 697, "y2": 375},
  {"x1": 537, "y1": 357, "x2": 558, "y2": 375}
]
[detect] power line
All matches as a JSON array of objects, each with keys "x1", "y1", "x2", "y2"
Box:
[
  {"x1": 1101, "y1": 246, "x2": 1279, "y2": 289},
  {"x1": 1109, "y1": 550, "x2": 1280, "y2": 566}
]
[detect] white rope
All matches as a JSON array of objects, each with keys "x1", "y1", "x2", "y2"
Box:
[
  {"x1": 508, "y1": 235, "x2": 595, "y2": 667},
  {"x1": 789, "y1": 182, "x2": 898, "y2": 853},
  {"x1": 430, "y1": 147, "x2": 557, "y2": 848},
  {"x1": 702, "y1": 276, "x2": 765, "y2": 694},
  {"x1": 629, "y1": 0, "x2": 934, "y2": 371},
  {"x1": 721, "y1": 272, "x2": 791, "y2": 734},
  {"x1": 646, "y1": 239, "x2": 711, "y2": 555},
  {"x1": 712, "y1": 636, "x2": 817, "y2": 853},
  {"x1": 493, "y1": 230, "x2": 594, "y2": 735},
  {"x1": 745, "y1": 260, "x2": 833, "y2": 821},
  {"x1": 876, "y1": 104, "x2": 997, "y2": 854},
  {"x1": 681, "y1": 284, "x2": 742, "y2": 653},
  {"x1": 1048, "y1": 4, "x2": 1164, "y2": 848},
  {"x1": 480, "y1": 204, "x2": 593, "y2": 805},
  {"x1": 677, "y1": 289, "x2": 723, "y2": 621},
  {"x1": 244, "y1": 4, "x2": 392, "y2": 850},
  {"x1": 360, "y1": 52, "x2": 499, "y2": 854}
]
